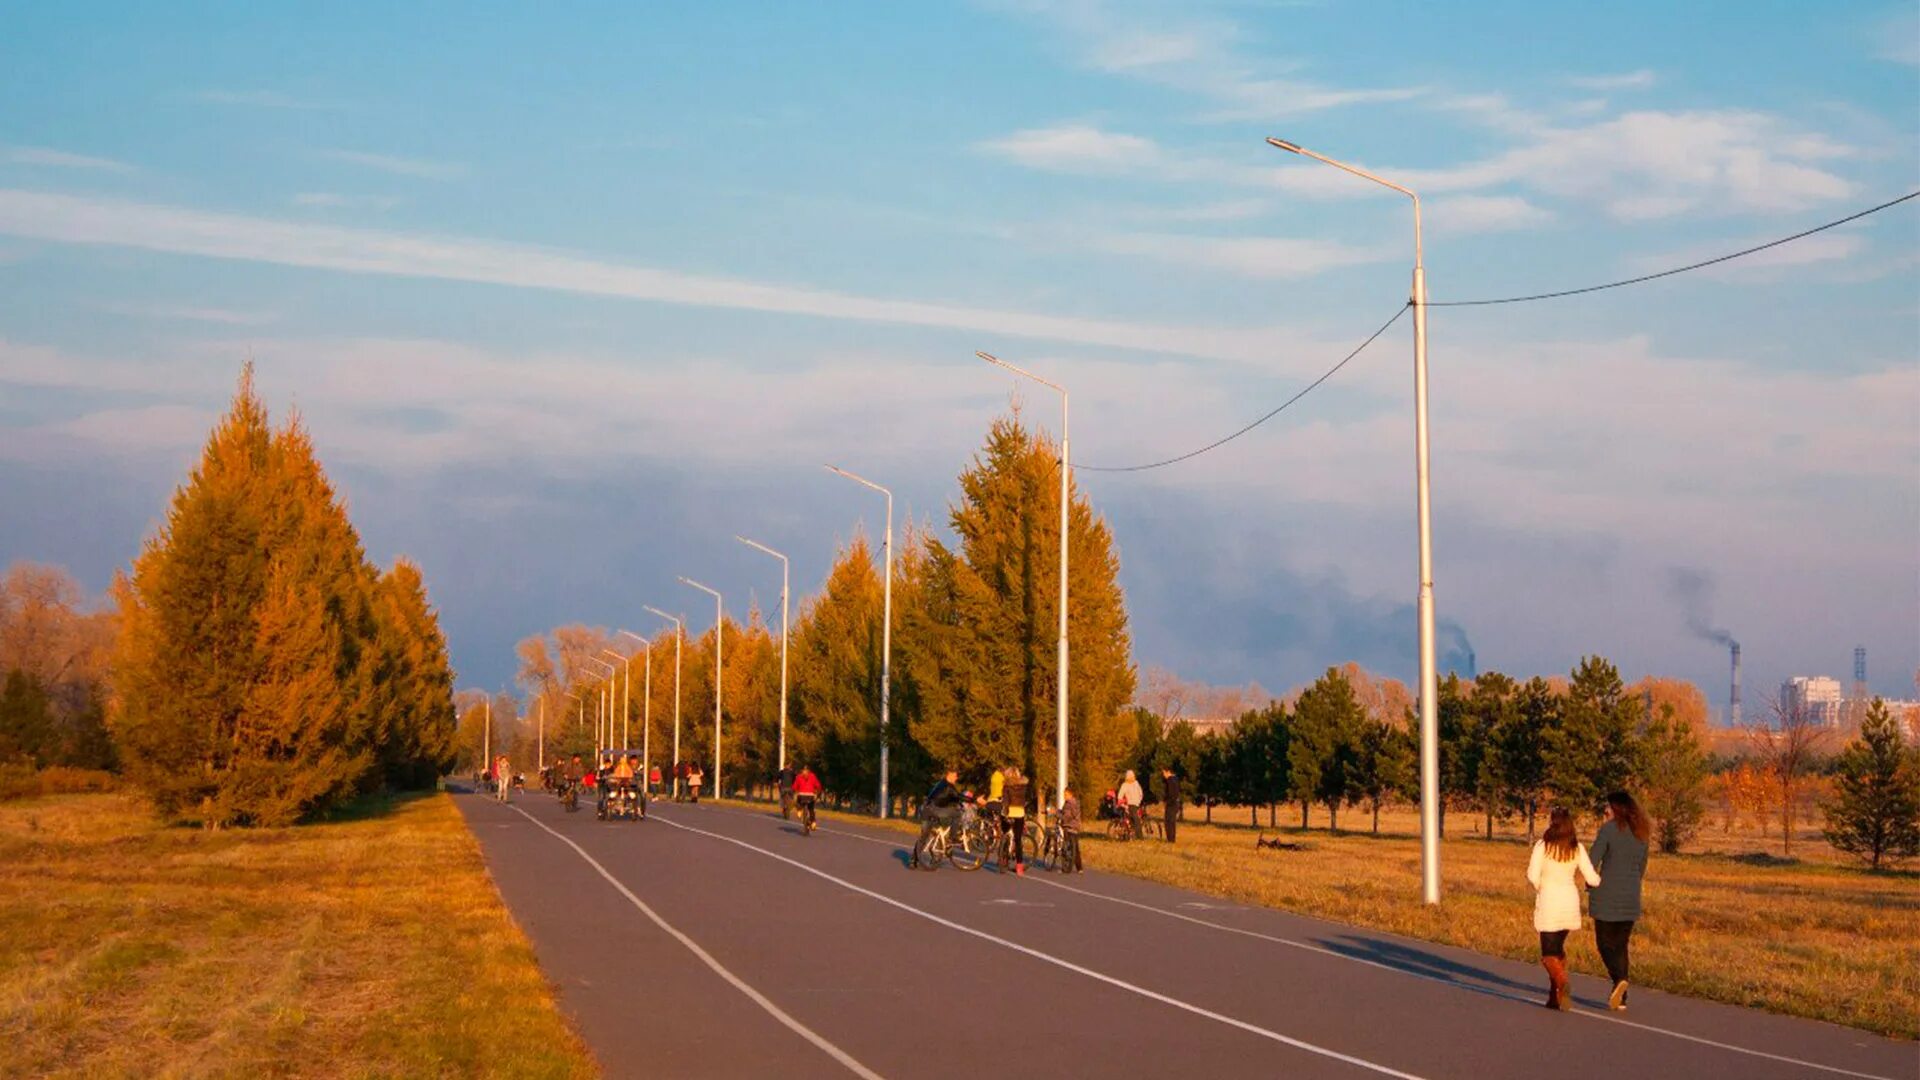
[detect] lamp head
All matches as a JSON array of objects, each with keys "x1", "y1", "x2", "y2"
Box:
[{"x1": 1266, "y1": 137, "x2": 1303, "y2": 153}]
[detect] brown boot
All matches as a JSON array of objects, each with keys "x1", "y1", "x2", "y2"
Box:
[{"x1": 1543, "y1": 957, "x2": 1571, "y2": 1010}]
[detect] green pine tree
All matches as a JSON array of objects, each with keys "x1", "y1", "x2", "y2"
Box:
[
  {"x1": 1639, "y1": 703, "x2": 1710, "y2": 853},
  {"x1": 1291, "y1": 667, "x2": 1364, "y2": 830},
  {"x1": 1549, "y1": 656, "x2": 1643, "y2": 814},
  {"x1": 1822, "y1": 699, "x2": 1920, "y2": 870},
  {"x1": 790, "y1": 536, "x2": 886, "y2": 801}
]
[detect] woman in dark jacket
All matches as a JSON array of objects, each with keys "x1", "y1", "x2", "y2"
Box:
[{"x1": 1589, "y1": 790, "x2": 1651, "y2": 1011}]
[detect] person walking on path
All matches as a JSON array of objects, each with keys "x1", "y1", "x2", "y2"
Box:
[
  {"x1": 1002, "y1": 767, "x2": 1030, "y2": 875},
  {"x1": 495, "y1": 755, "x2": 512, "y2": 804},
  {"x1": 1117, "y1": 770, "x2": 1144, "y2": 839},
  {"x1": 687, "y1": 765, "x2": 704, "y2": 803},
  {"x1": 1589, "y1": 791, "x2": 1650, "y2": 1011},
  {"x1": 1058, "y1": 787, "x2": 1084, "y2": 873},
  {"x1": 1160, "y1": 767, "x2": 1182, "y2": 844},
  {"x1": 777, "y1": 764, "x2": 796, "y2": 820},
  {"x1": 1528, "y1": 807, "x2": 1600, "y2": 1011}
]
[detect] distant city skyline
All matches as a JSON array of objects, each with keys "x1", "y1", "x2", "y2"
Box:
[{"x1": 1, "y1": 2, "x2": 1915, "y2": 704}]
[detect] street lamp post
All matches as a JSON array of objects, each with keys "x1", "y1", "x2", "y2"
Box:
[
  {"x1": 536, "y1": 694, "x2": 545, "y2": 772},
  {"x1": 737, "y1": 536, "x2": 790, "y2": 771},
  {"x1": 1268, "y1": 135, "x2": 1441, "y2": 906},
  {"x1": 679, "y1": 578, "x2": 725, "y2": 799},
  {"x1": 977, "y1": 352, "x2": 1071, "y2": 809},
  {"x1": 825, "y1": 464, "x2": 893, "y2": 818},
  {"x1": 619, "y1": 630, "x2": 652, "y2": 776},
  {"x1": 603, "y1": 648, "x2": 630, "y2": 750},
  {"x1": 644, "y1": 606, "x2": 684, "y2": 799},
  {"x1": 583, "y1": 656, "x2": 617, "y2": 760}
]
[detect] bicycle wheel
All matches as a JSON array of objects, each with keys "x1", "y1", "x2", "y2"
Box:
[
  {"x1": 1019, "y1": 825, "x2": 1040, "y2": 864},
  {"x1": 949, "y1": 827, "x2": 987, "y2": 872},
  {"x1": 1106, "y1": 817, "x2": 1127, "y2": 842}
]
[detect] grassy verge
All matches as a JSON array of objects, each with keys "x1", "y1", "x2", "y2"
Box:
[
  {"x1": 0, "y1": 790, "x2": 597, "y2": 1079},
  {"x1": 722, "y1": 796, "x2": 1919, "y2": 1039}
]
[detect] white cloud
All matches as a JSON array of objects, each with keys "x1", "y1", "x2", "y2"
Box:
[
  {"x1": 976, "y1": 125, "x2": 1165, "y2": 174},
  {"x1": 1088, "y1": 231, "x2": 1386, "y2": 278},
  {"x1": 1427, "y1": 195, "x2": 1553, "y2": 235},
  {"x1": 313, "y1": 149, "x2": 464, "y2": 180},
  {"x1": 1875, "y1": 9, "x2": 1920, "y2": 66},
  {"x1": 0, "y1": 188, "x2": 1316, "y2": 363},
  {"x1": 1567, "y1": 70, "x2": 1656, "y2": 91},
  {"x1": 1629, "y1": 231, "x2": 1869, "y2": 280},
  {"x1": 999, "y1": 0, "x2": 1421, "y2": 120},
  {"x1": 4, "y1": 146, "x2": 135, "y2": 173},
  {"x1": 293, "y1": 192, "x2": 401, "y2": 211},
  {"x1": 108, "y1": 304, "x2": 278, "y2": 326}
]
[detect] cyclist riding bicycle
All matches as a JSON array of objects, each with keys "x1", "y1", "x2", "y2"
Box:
[
  {"x1": 791, "y1": 764, "x2": 822, "y2": 831},
  {"x1": 912, "y1": 768, "x2": 971, "y2": 870}
]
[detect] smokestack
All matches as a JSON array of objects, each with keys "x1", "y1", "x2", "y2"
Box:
[
  {"x1": 1466, "y1": 649, "x2": 1477, "y2": 679},
  {"x1": 1730, "y1": 642, "x2": 1742, "y2": 727}
]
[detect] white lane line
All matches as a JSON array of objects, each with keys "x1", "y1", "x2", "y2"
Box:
[
  {"x1": 718, "y1": 806, "x2": 1903, "y2": 1080},
  {"x1": 504, "y1": 804, "x2": 885, "y2": 1080},
  {"x1": 652, "y1": 810, "x2": 1426, "y2": 1080}
]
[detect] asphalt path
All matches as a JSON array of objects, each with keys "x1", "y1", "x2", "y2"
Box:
[{"x1": 455, "y1": 789, "x2": 1916, "y2": 1080}]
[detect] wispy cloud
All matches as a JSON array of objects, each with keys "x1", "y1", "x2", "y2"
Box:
[
  {"x1": 193, "y1": 89, "x2": 338, "y2": 110},
  {"x1": 1874, "y1": 9, "x2": 1920, "y2": 66},
  {"x1": 313, "y1": 149, "x2": 464, "y2": 180},
  {"x1": 0, "y1": 188, "x2": 1315, "y2": 362},
  {"x1": 977, "y1": 124, "x2": 1164, "y2": 174},
  {"x1": 1427, "y1": 194, "x2": 1553, "y2": 235},
  {"x1": 107, "y1": 304, "x2": 278, "y2": 326},
  {"x1": 4, "y1": 145, "x2": 135, "y2": 173},
  {"x1": 1087, "y1": 230, "x2": 1386, "y2": 278},
  {"x1": 1566, "y1": 70, "x2": 1656, "y2": 91},
  {"x1": 998, "y1": 0, "x2": 1421, "y2": 120},
  {"x1": 293, "y1": 192, "x2": 401, "y2": 211}
]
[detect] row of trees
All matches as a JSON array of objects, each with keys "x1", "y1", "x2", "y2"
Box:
[
  {"x1": 0, "y1": 563, "x2": 116, "y2": 770},
  {"x1": 107, "y1": 369, "x2": 459, "y2": 826},
  {"x1": 1126, "y1": 658, "x2": 1712, "y2": 851},
  {"x1": 502, "y1": 415, "x2": 1139, "y2": 810}
]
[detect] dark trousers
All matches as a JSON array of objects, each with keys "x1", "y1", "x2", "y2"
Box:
[
  {"x1": 1594, "y1": 919, "x2": 1634, "y2": 985},
  {"x1": 1538, "y1": 930, "x2": 1570, "y2": 959},
  {"x1": 1164, "y1": 806, "x2": 1179, "y2": 843},
  {"x1": 1005, "y1": 817, "x2": 1026, "y2": 866},
  {"x1": 1061, "y1": 830, "x2": 1082, "y2": 872}
]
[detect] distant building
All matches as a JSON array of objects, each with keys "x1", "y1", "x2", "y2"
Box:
[{"x1": 1781, "y1": 675, "x2": 1845, "y2": 727}]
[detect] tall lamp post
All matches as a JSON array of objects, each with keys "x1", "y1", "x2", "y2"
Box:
[
  {"x1": 737, "y1": 535, "x2": 790, "y2": 771},
  {"x1": 679, "y1": 577, "x2": 725, "y2": 798},
  {"x1": 1268, "y1": 135, "x2": 1440, "y2": 905},
  {"x1": 644, "y1": 606, "x2": 684, "y2": 799},
  {"x1": 536, "y1": 693, "x2": 546, "y2": 773},
  {"x1": 977, "y1": 352, "x2": 1071, "y2": 809},
  {"x1": 825, "y1": 465, "x2": 893, "y2": 818},
  {"x1": 618, "y1": 630, "x2": 652, "y2": 775},
  {"x1": 603, "y1": 648, "x2": 630, "y2": 749},
  {"x1": 583, "y1": 656, "x2": 617, "y2": 759}
]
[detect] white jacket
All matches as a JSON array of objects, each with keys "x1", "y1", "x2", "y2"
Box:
[
  {"x1": 1527, "y1": 840, "x2": 1601, "y2": 932},
  {"x1": 1117, "y1": 780, "x2": 1143, "y2": 807}
]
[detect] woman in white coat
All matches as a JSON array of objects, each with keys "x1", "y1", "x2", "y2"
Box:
[{"x1": 1528, "y1": 807, "x2": 1600, "y2": 1010}]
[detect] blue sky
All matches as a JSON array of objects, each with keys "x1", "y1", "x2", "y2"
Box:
[{"x1": 2, "y1": 1, "x2": 1916, "y2": 709}]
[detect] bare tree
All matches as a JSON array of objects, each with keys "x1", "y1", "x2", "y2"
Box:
[{"x1": 1750, "y1": 693, "x2": 1834, "y2": 856}]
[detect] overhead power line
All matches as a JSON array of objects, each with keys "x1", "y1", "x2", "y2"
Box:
[
  {"x1": 1432, "y1": 189, "x2": 1920, "y2": 307},
  {"x1": 1076, "y1": 189, "x2": 1918, "y2": 473},
  {"x1": 1076, "y1": 303, "x2": 1409, "y2": 473}
]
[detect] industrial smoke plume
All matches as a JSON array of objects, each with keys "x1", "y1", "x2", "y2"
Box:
[{"x1": 1666, "y1": 566, "x2": 1738, "y2": 648}]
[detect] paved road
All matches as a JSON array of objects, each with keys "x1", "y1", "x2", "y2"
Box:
[{"x1": 456, "y1": 789, "x2": 1915, "y2": 1080}]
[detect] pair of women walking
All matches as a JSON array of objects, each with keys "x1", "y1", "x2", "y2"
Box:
[{"x1": 1528, "y1": 791, "x2": 1649, "y2": 1011}]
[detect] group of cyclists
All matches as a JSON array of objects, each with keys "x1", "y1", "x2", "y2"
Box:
[
  {"x1": 541, "y1": 751, "x2": 661, "y2": 819},
  {"x1": 911, "y1": 764, "x2": 1086, "y2": 875}
]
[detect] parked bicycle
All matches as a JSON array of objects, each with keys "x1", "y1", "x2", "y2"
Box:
[{"x1": 914, "y1": 810, "x2": 988, "y2": 871}]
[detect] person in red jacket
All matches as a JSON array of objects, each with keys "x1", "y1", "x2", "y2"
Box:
[{"x1": 791, "y1": 765, "x2": 823, "y2": 833}]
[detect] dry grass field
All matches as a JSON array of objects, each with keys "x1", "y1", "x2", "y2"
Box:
[
  {"x1": 0, "y1": 791, "x2": 596, "y2": 1079},
  {"x1": 770, "y1": 797, "x2": 1920, "y2": 1039}
]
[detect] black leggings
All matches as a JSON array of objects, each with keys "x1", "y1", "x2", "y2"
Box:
[
  {"x1": 1539, "y1": 930, "x2": 1570, "y2": 959},
  {"x1": 1594, "y1": 919, "x2": 1634, "y2": 984},
  {"x1": 1005, "y1": 817, "x2": 1026, "y2": 865}
]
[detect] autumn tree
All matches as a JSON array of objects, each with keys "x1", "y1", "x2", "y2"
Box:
[
  {"x1": 1822, "y1": 699, "x2": 1920, "y2": 870},
  {"x1": 791, "y1": 537, "x2": 888, "y2": 803},
  {"x1": 0, "y1": 563, "x2": 115, "y2": 769},
  {"x1": 1750, "y1": 692, "x2": 1833, "y2": 856},
  {"x1": 1639, "y1": 703, "x2": 1710, "y2": 853}
]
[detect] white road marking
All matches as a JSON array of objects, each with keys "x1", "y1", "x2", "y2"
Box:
[
  {"x1": 504, "y1": 804, "x2": 886, "y2": 1080},
  {"x1": 709, "y1": 804, "x2": 1904, "y2": 1080},
  {"x1": 653, "y1": 809, "x2": 1427, "y2": 1080}
]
